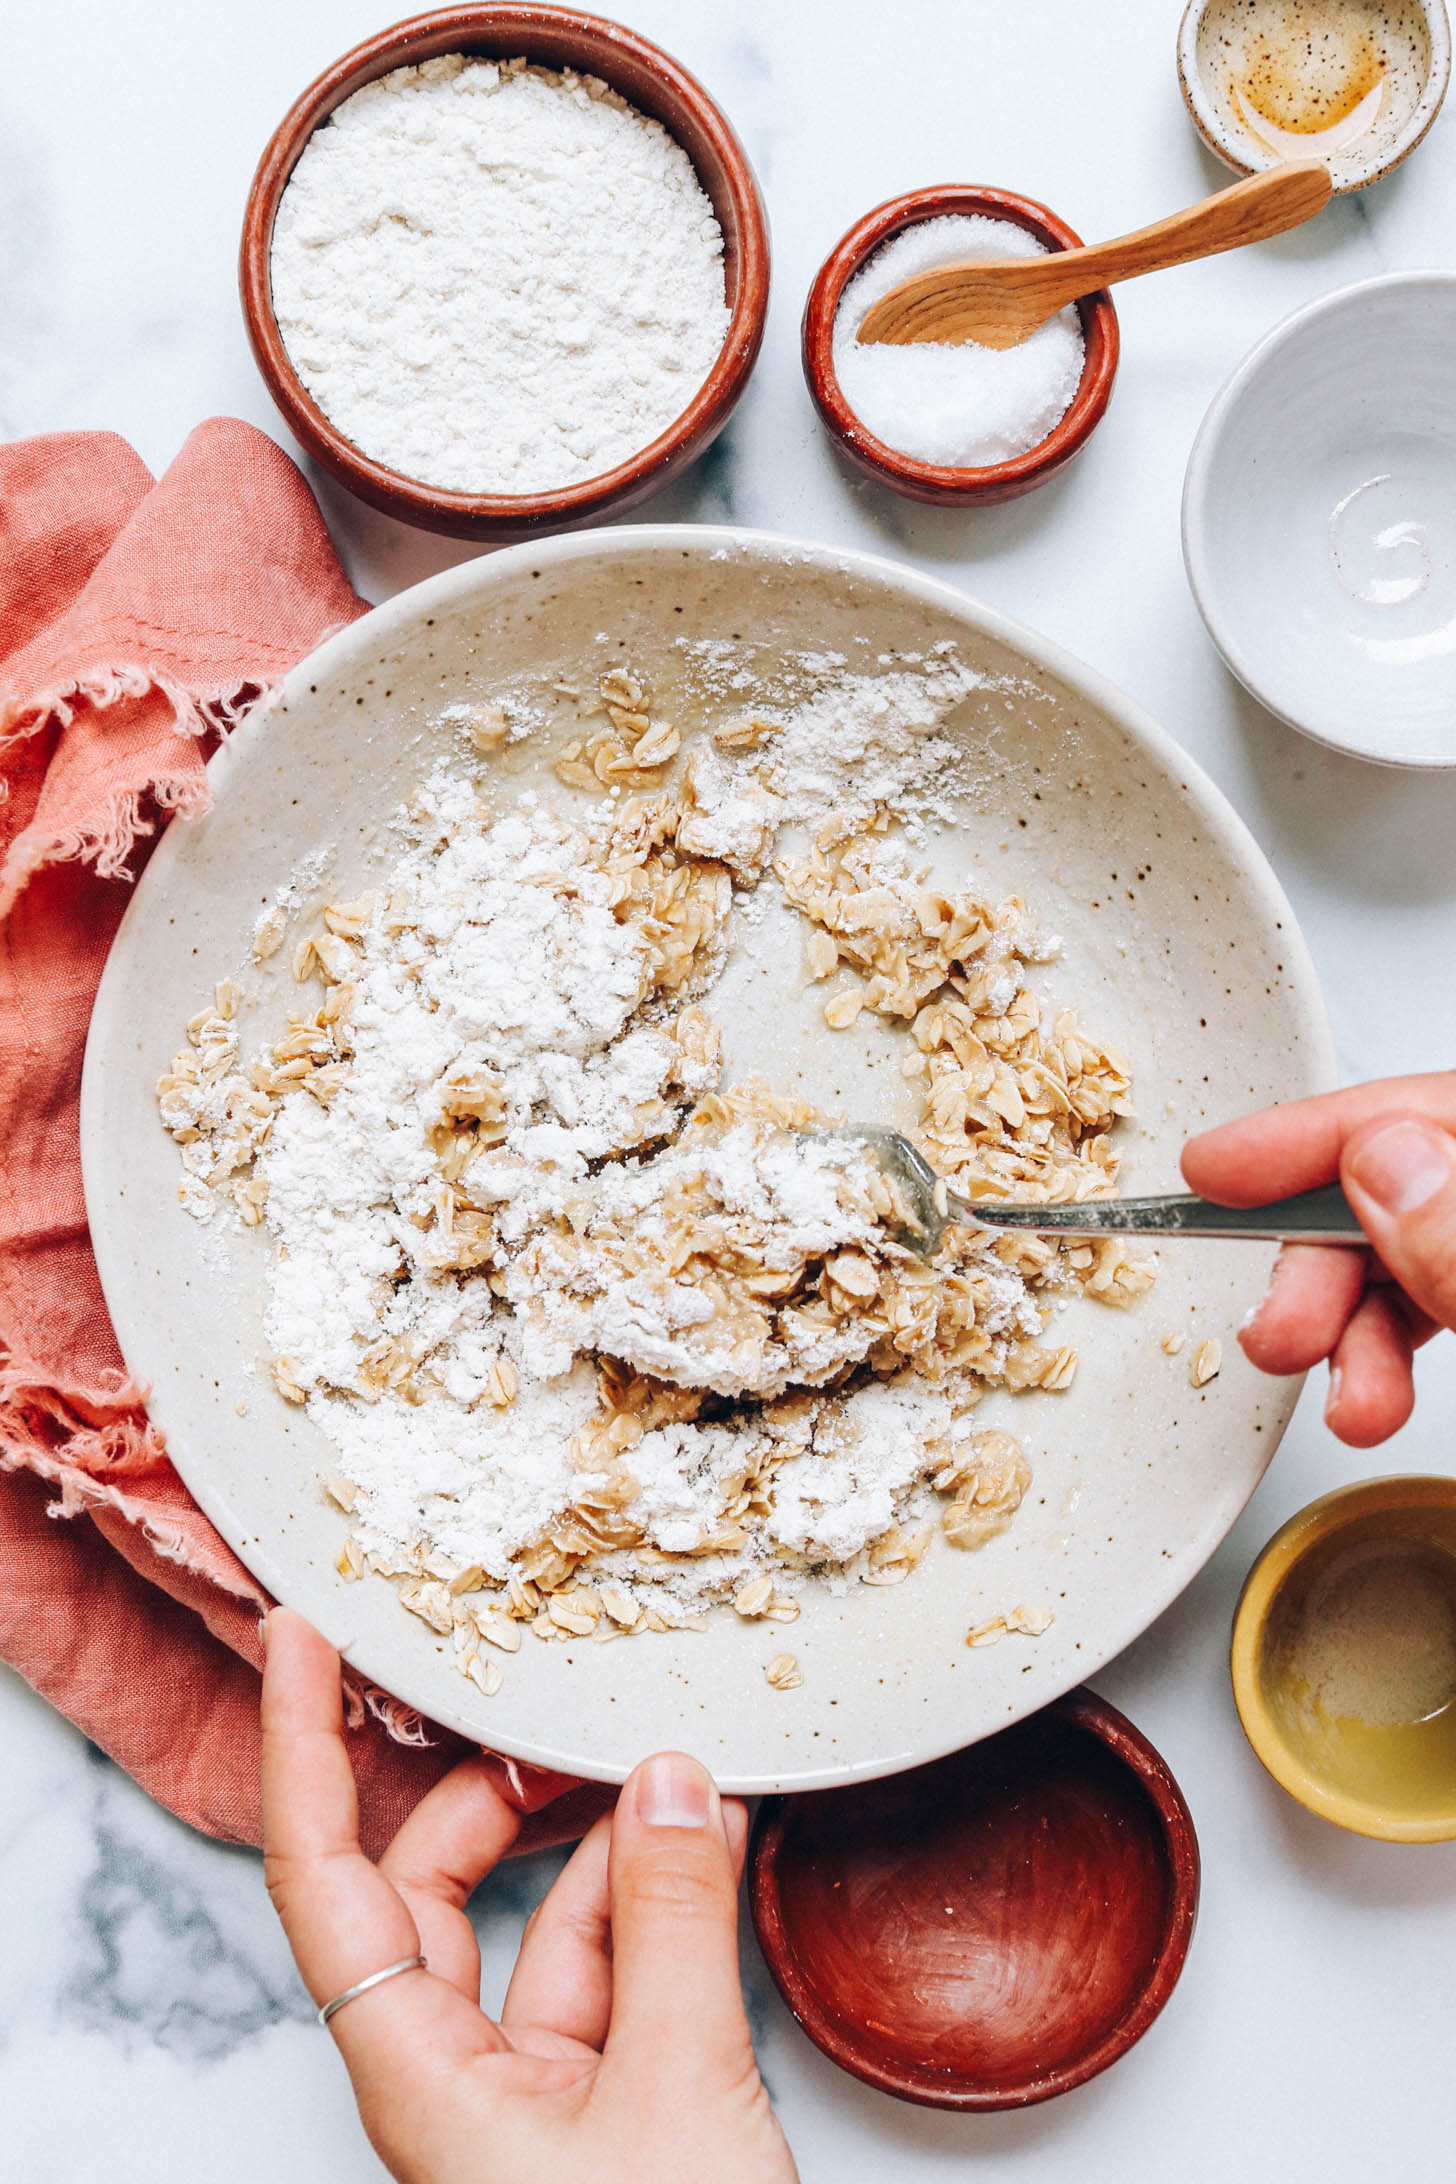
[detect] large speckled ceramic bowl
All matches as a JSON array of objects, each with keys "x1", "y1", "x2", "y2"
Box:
[{"x1": 80, "y1": 528, "x2": 1333, "y2": 1791}]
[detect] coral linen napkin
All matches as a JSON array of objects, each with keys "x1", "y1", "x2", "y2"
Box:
[{"x1": 0, "y1": 420, "x2": 604, "y2": 1856}]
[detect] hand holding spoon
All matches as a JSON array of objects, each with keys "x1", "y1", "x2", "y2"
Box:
[
  {"x1": 855, "y1": 160, "x2": 1332, "y2": 351},
  {"x1": 833, "y1": 1127, "x2": 1363, "y2": 1259}
]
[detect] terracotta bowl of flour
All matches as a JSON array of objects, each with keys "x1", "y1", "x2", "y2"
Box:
[
  {"x1": 240, "y1": 6, "x2": 770, "y2": 541},
  {"x1": 802, "y1": 186, "x2": 1119, "y2": 508}
]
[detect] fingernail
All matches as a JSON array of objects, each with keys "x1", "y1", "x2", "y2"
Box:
[
  {"x1": 1242, "y1": 1244, "x2": 1294, "y2": 1335},
  {"x1": 1239, "y1": 1263, "x2": 1278, "y2": 1346},
  {"x1": 1348, "y1": 1120, "x2": 1453, "y2": 1215},
  {"x1": 259, "y1": 1611, "x2": 271, "y2": 1652},
  {"x1": 638, "y1": 1753, "x2": 714, "y2": 1829},
  {"x1": 1325, "y1": 1364, "x2": 1342, "y2": 1422}
]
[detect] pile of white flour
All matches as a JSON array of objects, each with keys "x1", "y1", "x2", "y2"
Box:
[
  {"x1": 271, "y1": 55, "x2": 731, "y2": 494},
  {"x1": 254, "y1": 753, "x2": 1025, "y2": 1597},
  {"x1": 261, "y1": 782, "x2": 717, "y2": 1400}
]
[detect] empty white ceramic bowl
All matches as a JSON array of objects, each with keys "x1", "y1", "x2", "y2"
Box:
[{"x1": 1183, "y1": 271, "x2": 1456, "y2": 769}]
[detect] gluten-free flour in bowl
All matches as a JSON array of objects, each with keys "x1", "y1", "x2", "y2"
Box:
[{"x1": 270, "y1": 55, "x2": 731, "y2": 495}]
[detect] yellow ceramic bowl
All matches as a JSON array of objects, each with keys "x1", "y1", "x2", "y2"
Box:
[{"x1": 1232, "y1": 1477, "x2": 1456, "y2": 1842}]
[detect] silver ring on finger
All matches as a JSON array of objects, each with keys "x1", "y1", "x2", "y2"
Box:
[{"x1": 318, "y1": 1953, "x2": 428, "y2": 2026}]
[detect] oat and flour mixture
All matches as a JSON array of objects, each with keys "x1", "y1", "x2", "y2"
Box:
[{"x1": 159, "y1": 656, "x2": 1151, "y2": 1692}]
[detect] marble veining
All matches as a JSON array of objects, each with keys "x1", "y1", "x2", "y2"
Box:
[
  {"x1": 61, "y1": 1760, "x2": 314, "y2": 2063},
  {"x1": 5, "y1": 0, "x2": 1456, "y2": 2178}
]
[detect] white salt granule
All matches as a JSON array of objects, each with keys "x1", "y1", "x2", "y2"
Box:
[
  {"x1": 833, "y1": 214, "x2": 1085, "y2": 469},
  {"x1": 271, "y1": 55, "x2": 730, "y2": 495}
]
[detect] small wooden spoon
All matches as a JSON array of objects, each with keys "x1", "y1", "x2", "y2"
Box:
[{"x1": 855, "y1": 160, "x2": 1332, "y2": 350}]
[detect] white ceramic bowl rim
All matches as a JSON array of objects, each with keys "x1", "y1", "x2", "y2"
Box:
[
  {"x1": 1182, "y1": 267, "x2": 1456, "y2": 771},
  {"x1": 1176, "y1": 0, "x2": 1452, "y2": 191}
]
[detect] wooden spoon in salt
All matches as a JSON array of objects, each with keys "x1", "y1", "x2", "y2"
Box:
[{"x1": 855, "y1": 161, "x2": 1331, "y2": 351}]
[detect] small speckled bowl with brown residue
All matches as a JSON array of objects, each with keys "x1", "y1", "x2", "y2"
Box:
[
  {"x1": 750, "y1": 1688, "x2": 1200, "y2": 2108},
  {"x1": 1178, "y1": 0, "x2": 1451, "y2": 193}
]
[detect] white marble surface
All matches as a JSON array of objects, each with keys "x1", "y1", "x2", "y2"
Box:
[{"x1": 5, "y1": 1, "x2": 1456, "y2": 2177}]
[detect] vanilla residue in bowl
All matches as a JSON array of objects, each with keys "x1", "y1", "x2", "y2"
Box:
[
  {"x1": 1283, "y1": 1537, "x2": 1456, "y2": 1729},
  {"x1": 1271, "y1": 1533, "x2": 1456, "y2": 1816}
]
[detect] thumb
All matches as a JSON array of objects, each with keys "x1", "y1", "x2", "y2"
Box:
[
  {"x1": 1343, "y1": 1117, "x2": 1456, "y2": 1333},
  {"x1": 603, "y1": 1752, "x2": 753, "y2": 2093}
]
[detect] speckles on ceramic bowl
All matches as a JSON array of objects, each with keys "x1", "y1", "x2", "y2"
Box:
[
  {"x1": 1182, "y1": 270, "x2": 1456, "y2": 769},
  {"x1": 1177, "y1": 0, "x2": 1451, "y2": 192}
]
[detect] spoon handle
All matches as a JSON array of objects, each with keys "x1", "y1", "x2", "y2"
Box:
[
  {"x1": 1038, "y1": 160, "x2": 1332, "y2": 309},
  {"x1": 960, "y1": 1180, "x2": 1364, "y2": 1244}
]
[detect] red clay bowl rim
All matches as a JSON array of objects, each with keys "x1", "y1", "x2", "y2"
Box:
[
  {"x1": 239, "y1": 4, "x2": 771, "y2": 536},
  {"x1": 801, "y1": 185, "x2": 1120, "y2": 499},
  {"x1": 748, "y1": 1685, "x2": 1200, "y2": 2111}
]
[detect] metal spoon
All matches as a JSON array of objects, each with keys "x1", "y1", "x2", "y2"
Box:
[
  {"x1": 854, "y1": 161, "x2": 1331, "y2": 352},
  {"x1": 831, "y1": 1126, "x2": 1365, "y2": 1260}
]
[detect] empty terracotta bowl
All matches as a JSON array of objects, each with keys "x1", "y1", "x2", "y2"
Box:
[
  {"x1": 749, "y1": 1688, "x2": 1198, "y2": 2109},
  {"x1": 801, "y1": 186, "x2": 1119, "y2": 508},
  {"x1": 1232, "y1": 1475, "x2": 1456, "y2": 1841},
  {"x1": 240, "y1": 5, "x2": 770, "y2": 541}
]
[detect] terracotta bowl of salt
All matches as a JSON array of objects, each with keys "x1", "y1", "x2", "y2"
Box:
[
  {"x1": 802, "y1": 186, "x2": 1119, "y2": 507},
  {"x1": 749, "y1": 1686, "x2": 1199, "y2": 2108}
]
